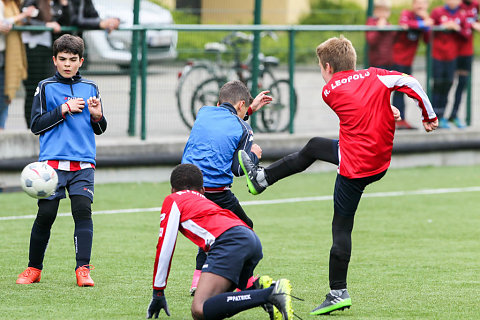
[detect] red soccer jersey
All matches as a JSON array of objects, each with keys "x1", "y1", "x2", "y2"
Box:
[
  {"x1": 393, "y1": 10, "x2": 430, "y2": 66},
  {"x1": 458, "y1": 0, "x2": 479, "y2": 56},
  {"x1": 366, "y1": 17, "x2": 396, "y2": 67},
  {"x1": 430, "y1": 5, "x2": 471, "y2": 61},
  {"x1": 322, "y1": 68, "x2": 437, "y2": 179},
  {"x1": 152, "y1": 190, "x2": 249, "y2": 290}
]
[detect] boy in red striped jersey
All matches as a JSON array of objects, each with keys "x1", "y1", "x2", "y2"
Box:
[
  {"x1": 450, "y1": 0, "x2": 480, "y2": 128},
  {"x1": 392, "y1": 0, "x2": 433, "y2": 129},
  {"x1": 239, "y1": 36, "x2": 438, "y2": 315},
  {"x1": 146, "y1": 164, "x2": 293, "y2": 320},
  {"x1": 430, "y1": 0, "x2": 470, "y2": 128}
]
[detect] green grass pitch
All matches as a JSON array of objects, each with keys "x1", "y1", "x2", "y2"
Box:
[{"x1": 1, "y1": 165, "x2": 479, "y2": 319}]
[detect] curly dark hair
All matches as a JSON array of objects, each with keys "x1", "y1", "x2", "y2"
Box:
[
  {"x1": 53, "y1": 34, "x2": 84, "y2": 58},
  {"x1": 170, "y1": 164, "x2": 204, "y2": 192}
]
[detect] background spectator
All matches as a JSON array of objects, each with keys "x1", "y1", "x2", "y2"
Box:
[
  {"x1": 430, "y1": 0, "x2": 470, "y2": 129},
  {"x1": 69, "y1": 0, "x2": 119, "y2": 35},
  {"x1": 450, "y1": 0, "x2": 480, "y2": 128},
  {"x1": 0, "y1": 0, "x2": 10, "y2": 131},
  {"x1": 392, "y1": 0, "x2": 433, "y2": 129},
  {"x1": 366, "y1": 0, "x2": 396, "y2": 69},
  {"x1": 1, "y1": 0, "x2": 35, "y2": 130},
  {"x1": 21, "y1": 0, "x2": 70, "y2": 129}
]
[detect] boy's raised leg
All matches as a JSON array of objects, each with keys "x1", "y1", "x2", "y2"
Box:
[{"x1": 238, "y1": 150, "x2": 268, "y2": 195}]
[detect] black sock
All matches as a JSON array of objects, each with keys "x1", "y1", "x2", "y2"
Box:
[
  {"x1": 203, "y1": 287, "x2": 274, "y2": 320},
  {"x1": 196, "y1": 247, "x2": 207, "y2": 270},
  {"x1": 28, "y1": 199, "x2": 59, "y2": 270},
  {"x1": 265, "y1": 137, "x2": 338, "y2": 185},
  {"x1": 71, "y1": 195, "x2": 93, "y2": 269},
  {"x1": 74, "y1": 219, "x2": 93, "y2": 268},
  {"x1": 28, "y1": 221, "x2": 51, "y2": 270},
  {"x1": 329, "y1": 212, "x2": 354, "y2": 290}
]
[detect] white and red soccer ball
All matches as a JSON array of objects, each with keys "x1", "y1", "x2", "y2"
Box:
[{"x1": 20, "y1": 162, "x2": 58, "y2": 199}]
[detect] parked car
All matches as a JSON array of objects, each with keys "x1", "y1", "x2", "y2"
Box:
[{"x1": 83, "y1": 0, "x2": 177, "y2": 68}]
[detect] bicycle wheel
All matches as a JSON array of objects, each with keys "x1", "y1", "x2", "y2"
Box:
[
  {"x1": 256, "y1": 69, "x2": 276, "y2": 92},
  {"x1": 245, "y1": 69, "x2": 277, "y2": 132},
  {"x1": 190, "y1": 77, "x2": 226, "y2": 121},
  {"x1": 261, "y1": 79, "x2": 297, "y2": 132},
  {"x1": 176, "y1": 63, "x2": 214, "y2": 129}
]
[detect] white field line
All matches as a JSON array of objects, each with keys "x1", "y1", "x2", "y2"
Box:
[{"x1": 2, "y1": 186, "x2": 480, "y2": 221}]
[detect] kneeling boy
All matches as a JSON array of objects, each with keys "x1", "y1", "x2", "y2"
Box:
[{"x1": 146, "y1": 164, "x2": 294, "y2": 320}]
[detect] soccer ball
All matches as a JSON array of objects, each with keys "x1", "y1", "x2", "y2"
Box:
[{"x1": 20, "y1": 162, "x2": 58, "y2": 199}]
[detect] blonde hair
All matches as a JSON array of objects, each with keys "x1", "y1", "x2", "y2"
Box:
[
  {"x1": 316, "y1": 36, "x2": 357, "y2": 73},
  {"x1": 374, "y1": 0, "x2": 391, "y2": 8}
]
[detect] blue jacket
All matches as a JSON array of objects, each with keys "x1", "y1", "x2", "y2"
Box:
[
  {"x1": 31, "y1": 71, "x2": 107, "y2": 165},
  {"x1": 182, "y1": 103, "x2": 259, "y2": 188}
]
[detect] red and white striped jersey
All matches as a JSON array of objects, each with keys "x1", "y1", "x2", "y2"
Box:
[
  {"x1": 46, "y1": 160, "x2": 95, "y2": 171},
  {"x1": 393, "y1": 10, "x2": 430, "y2": 66},
  {"x1": 322, "y1": 68, "x2": 436, "y2": 179},
  {"x1": 458, "y1": 0, "x2": 479, "y2": 56},
  {"x1": 152, "y1": 190, "x2": 249, "y2": 290},
  {"x1": 430, "y1": 5, "x2": 470, "y2": 61}
]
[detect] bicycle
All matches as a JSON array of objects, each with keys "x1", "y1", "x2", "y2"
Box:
[{"x1": 175, "y1": 32, "x2": 297, "y2": 132}]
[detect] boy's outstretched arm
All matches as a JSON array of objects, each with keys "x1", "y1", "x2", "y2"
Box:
[
  {"x1": 377, "y1": 71, "x2": 437, "y2": 132},
  {"x1": 248, "y1": 90, "x2": 272, "y2": 113}
]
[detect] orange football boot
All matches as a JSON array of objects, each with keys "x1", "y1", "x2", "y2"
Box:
[
  {"x1": 76, "y1": 265, "x2": 95, "y2": 287},
  {"x1": 16, "y1": 267, "x2": 42, "y2": 284}
]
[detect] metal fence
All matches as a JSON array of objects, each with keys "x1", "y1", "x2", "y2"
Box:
[{"x1": 7, "y1": 24, "x2": 475, "y2": 139}]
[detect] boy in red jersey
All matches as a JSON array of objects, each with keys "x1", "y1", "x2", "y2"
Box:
[
  {"x1": 146, "y1": 164, "x2": 294, "y2": 320},
  {"x1": 450, "y1": 0, "x2": 480, "y2": 128},
  {"x1": 430, "y1": 0, "x2": 470, "y2": 128},
  {"x1": 366, "y1": 0, "x2": 396, "y2": 69},
  {"x1": 238, "y1": 36, "x2": 438, "y2": 315},
  {"x1": 392, "y1": 0, "x2": 433, "y2": 129}
]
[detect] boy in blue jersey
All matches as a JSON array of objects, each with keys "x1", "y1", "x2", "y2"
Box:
[
  {"x1": 16, "y1": 34, "x2": 107, "y2": 287},
  {"x1": 182, "y1": 80, "x2": 272, "y2": 295}
]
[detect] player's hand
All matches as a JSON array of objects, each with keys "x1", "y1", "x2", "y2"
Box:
[
  {"x1": 376, "y1": 17, "x2": 388, "y2": 27},
  {"x1": 87, "y1": 96, "x2": 103, "y2": 121},
  {"x1": 472, "y1": 21, "x2": 480, "y2": 32},
  {"x1": 251, "y1": 143, "x2": 262, "y2": 159},
  {"x1": 423, "y1": 119, "x2": 438, "y2": 132},
  {"x1": 0, "y1": 21, "x2": 11, "y2": 34},
  {"x1": 249, "y1": 91, "x2": 273, "y2": 113},
  {"x1": 147, "y1": 289, "x2": 170, "y2": 319},
  {"x1": 423, "y1": 17, "x2": 434, "y2": 27},
  {"x1": 100, "y1": 18, "x2": 120, "y2": 33},
  {"x1": 46, "y1": 21, "x2": 61, "y2": 33},
  {"x1": 391, "y1": 105, "x2": 401, "y2": 122},
  {"x1": 442, "y1": 21, "x2": 460, "y2": 31},
  {"x1": 65, "y1": 98, "x2": 85, "y2": 114}
]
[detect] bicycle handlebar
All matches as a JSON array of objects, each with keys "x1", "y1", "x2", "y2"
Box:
[{"x1": 221, "y1": 31, "x2": 278, "y2": 46}]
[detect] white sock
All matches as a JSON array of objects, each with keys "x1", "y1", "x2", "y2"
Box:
[
  {"x1": 330, "y1": 289, "x2": 346, "y2": 296},
  {"x1": 256, "y1": 169, "x2": 269, "y2": 188}
]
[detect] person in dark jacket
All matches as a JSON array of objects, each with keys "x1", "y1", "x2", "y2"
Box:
[
  {"x1": 69, "y1": 0, "x2": 119, "y2": 34},
  {"x1": 21, "y1": 0, "x2": 70, "y2": 128}
]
